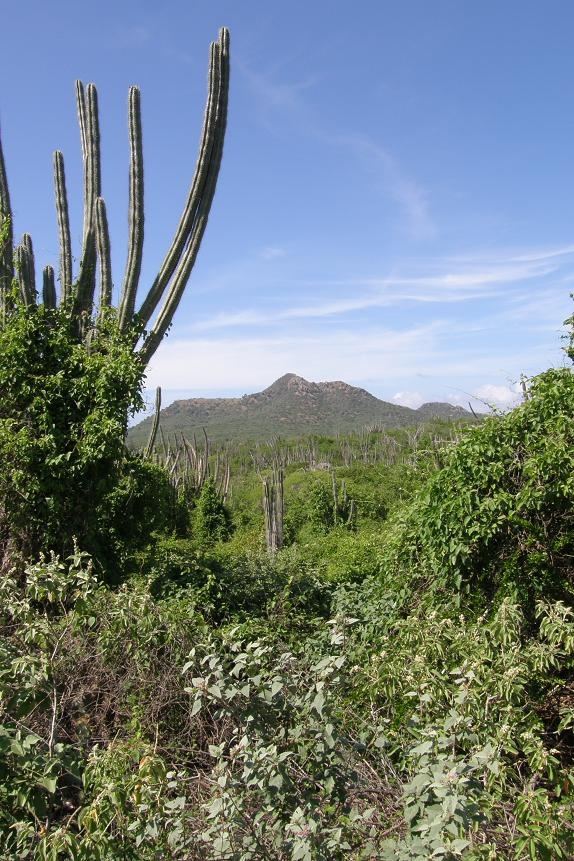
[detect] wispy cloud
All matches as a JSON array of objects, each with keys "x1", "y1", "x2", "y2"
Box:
[
  {"x1": 260, "y1": 246, "x2": 288, "y2": 260},
  {"x1": 190, "y1": 246, "x2": 571, "y2": 331},
  {"x1": 339, "y1": 133, "x2": 435, "y2": 240},
  {"x1": 238, "y1": 58, "x2": 317, "y2": 112},
  {"x1": 496, "y1": 244, "x2": 574, "y2": 264},
  {"x1": 239, "y1": 58, "x2": 435, "y2": 239}
]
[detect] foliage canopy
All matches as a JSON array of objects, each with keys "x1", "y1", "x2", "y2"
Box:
[{"x1": 0, "y1": 299, "x2": 144, "y2": 569}]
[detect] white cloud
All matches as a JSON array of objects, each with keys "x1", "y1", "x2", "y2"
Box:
[
  {"x1": 192, "y1": 310, "x2": 269, "y2": 331},
  {"x1": 260, "y1": 246, "x2": 287, "y2": 260},
  {"x1": 472, "y1": 383, "x2": 522, "y2": 410},
  {"x1": 144, "y1": 324, "x2": 441, "y2": 391},
  {"x1": 504, "y1": 244, "x2": 574, "y2": 263},
  {"x1": 390, "y1": 260, "x2": 558, "y2": 290},
  {"x1": 143, "y1": 319, "x2": 554, "y2": 396},
  {"x1": 392, "y1": 391, "x2": 424, "y2": 409}
]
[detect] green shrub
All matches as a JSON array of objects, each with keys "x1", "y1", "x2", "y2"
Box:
[
  {"x1": 0, "y1": 301, "x2": 144, "y2": 571},
  {"x1": 193, "y1": 479, "x2": 233, "y2": 547},
  {"x1": 297, "y1": 525, "x2": 383, "y2": 583},
  {"x1": 95, "y1": 457, "x2": 179, "y2": 580},
  {"x1": 147, "y1": 538, "x2": 332, "y2": 631},
  {"x1": 339, "y1": 591, "x2": 574, "y2": 859},
  {"x1": 181, "y1": 634, "x2": 397, "y2": 860},
  {"x1": 387, "y1": 367, "x2": 574, "y2": 609}
]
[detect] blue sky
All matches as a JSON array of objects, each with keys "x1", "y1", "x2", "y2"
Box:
[{"x1": 2, "y1": 1, "x2": 574, "y2": 414}]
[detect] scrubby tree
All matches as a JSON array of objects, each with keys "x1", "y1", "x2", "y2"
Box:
[{"x1": 193, "y1": 479, "x2": 232, "y2": 547}]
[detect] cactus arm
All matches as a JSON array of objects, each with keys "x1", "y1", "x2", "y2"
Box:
[
  {"x1": 42, "y1": 265, "x2": 57, "y2": 309},
  {"x1": 22, "y1": 234, "x2": 36, "y2": 300},
  {"x1": 76, "y1": 81, "x2": 90, "y2": 284},
  {"x1": 136, "y1": 28, "x2": 228, "y2": 333},
  {"x1": 95, "y1": 197, "x2": 112, "y2": 311},
  {"x1": 76, "y1": 80, "x2": 87, "y2": 162},
  {"x1": 75, "y1": 83, "x2": 101, "y2": 317},
  {"x1": 118, "y1": 86, "x2": 144, "y2": 331},
  {"x1": 144, "y1": 386, "x2": 161, "y2": 458},
  {"x1": 137, "y1": 28, "x2": 229, "y2": 363},
  {"x1": 14, "y1": 245, "x2": 27, "y2": 304},
  {"x1": 53, "y1": 150, "x2": 72, "y2": 302},
  {"x1": 0, "y1": 124, "x2": 14, "y2": 318},
  {"x1": 15, "y1": 234, "x2": 37, "y2": 306},
  {"x1": 88, "y1": 84, "x2": 102, "y2": 201}
]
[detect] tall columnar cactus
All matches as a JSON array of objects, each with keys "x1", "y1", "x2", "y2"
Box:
[
  {"x1": 263, "y1": 468, "x2": 284, "y2": 554},
  {"x1": 0, "y1": 27, "x2": 230, "y2": 365},
  {"x1": 0, "y1": 124, "x2": 12, "y2": 323}
]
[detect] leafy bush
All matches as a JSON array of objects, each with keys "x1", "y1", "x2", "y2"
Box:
[
  {"x1": 295, "y1": 526, "x2": 384, "y2": 583},
  {"x1": 0, "y1": 550, "x2": 98, "y2": 857},
  {"x1": 147, "y1": 538, "x2": 332, "y2": 631},
  {"x1": 304, "y1": 476, "x2": 355, "y2": 534},
  {"x1": 386, "y1": 367, "x2": 574, "y2": 608},
  {"x1": 181, "y1": 636, "x2": 396, "y2": 860},
  {"x1": 96, "y1": 457, "x2": 179, "y2": 580},
  {"x1": 0, "y1": 301, "x2": 144, "y2": 571},
  {"x1": 0, "y1": 552, "x2": 207, "y2": 859},
  {"x1": 365, "y1": 594, "x2": 574, "y2": 859},
  {"x1": 193, "y1": 479, "x2": 233, "y2": 547}
]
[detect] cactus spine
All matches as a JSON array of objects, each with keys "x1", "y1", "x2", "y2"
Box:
[{"x1": 0, "y1": 27, "x2": 230, "y2": 369}]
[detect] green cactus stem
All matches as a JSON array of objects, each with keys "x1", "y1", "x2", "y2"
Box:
[
  {"x1": 95, "y1": 197, "x2": 112, "y2": 311},
  {"x1": 16, "y1": 234, "x2": 36, "y2": 307},
  {"x1": 118, "y1": 86, "x2": 144, "y2": 331},
  {"x1": 53, "y1": 150, "x2": 72, "y2": 301},
  {"x1": 0, "y1": 126, "x2": 13, "y2": 317},
  {"x1": 75, "y1": 83, "x2": 101, "y2": 317},
  {"x1": 144, "y1": 386, "x2": 162, "y2": 459},
  {"x1": 76, "y1": 79, "x2": 87, "y2": 162},
  {"x1": 42, "y1": 265, "x2": 56, "y2": 309}
]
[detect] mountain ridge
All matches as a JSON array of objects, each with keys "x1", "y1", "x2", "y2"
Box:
[{"x1": 128, "y1": 373, "x2": 473, "y2": 445}]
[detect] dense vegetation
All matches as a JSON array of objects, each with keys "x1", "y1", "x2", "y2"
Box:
[{"x1": 1, "y1": 284, "x2": 574, "y2": 859}]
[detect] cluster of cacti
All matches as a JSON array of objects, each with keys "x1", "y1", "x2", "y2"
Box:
[
  {"x1": 147, "y1": 411, "x2": 231, "y2": 502},
  {"x1": 0, "y1": 27, "x2": 229, "y2": 365}
]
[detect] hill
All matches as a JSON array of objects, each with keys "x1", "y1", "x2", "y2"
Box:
[{"x1": 128, "y1": 372, "x2": 474, "y2": 445}]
